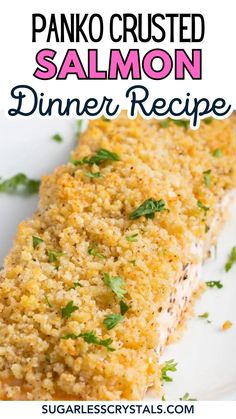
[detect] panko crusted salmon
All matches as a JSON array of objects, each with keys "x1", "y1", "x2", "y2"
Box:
[{"x1": 0, "y1": 115, "x2": 236, "y2": 400}]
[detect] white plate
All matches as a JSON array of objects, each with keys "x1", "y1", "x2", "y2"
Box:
[{"x1": 0, "y1": 112, "x2": 235, "y2": 401}]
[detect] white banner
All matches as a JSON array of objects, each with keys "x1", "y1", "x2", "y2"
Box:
[{"x1": 0, "y1": 401, "x2": 236, "y2": 419}]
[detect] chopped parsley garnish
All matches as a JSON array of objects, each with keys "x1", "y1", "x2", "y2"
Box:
[
  {"x1": 45, "y1": 294, "x2": 53, "y2": 308},
  {"x1": 171, "y1": 119, "x2": 189, "y2": 128},
  {"x1": 61, "y1": 333, "x2": 79, "y2": 340},
  {"x1": 203, "y1": 117, "x2": 213, "y2": 125},
  {"x1": 0, "y1": 173, "x2": 40, "y2": 195},
  {"x1": 48, "y1": 250, "x2": 65, "y2": 263},
  {"x1": 203, "y1": 170, "x2": 211, "y2": 188},
  {"x1": 130, "y1": 198, "x2": 167, "y2": 220},
  {"x1": 119, "y1": 300, "x2": 129, "y2": 315},
  {"x1": 179, "y1": 393, "x2": 197, "y2": 401},
  {"x1": 129, "y1": 259, "x2": 136, "y2": 265},
  {"x1": 101, "y1": 116, "x2": 110, "y2": 122},
  {"x1": 198, "y1": 312, "x2": 211, "y2": 323},
  {"x1": 161, "y1": 394, "x2": 166, "y2": 401},
  {"x1": 79, "y1": 331, "x2": 115, "y2": 351},
  {"x1": 26, "y1": 179, "x2": 40, "y2": 194},
  {"x1": 51, "y1": 133, "x2": 63, "y2": 143},
  {"x1": 71, "y1": 148, "x2": 120, "y2": 166},
  {"x1": 69, "y1": 282, "x2": 83, "y2": 290},
  {"x1": 88, "y1": 244, "x2": 106, "y2": 259},
  {"x1": 161, "y1": 359, "x2": 177, "y2": 382},
  {"x1": 84, "y1": 171, "x2": 102, "y2": 178},
  {"x1": 126, "y1": 233, "x2": 138, "y2": 242},
  {"x1": 61, "y1": 301, "x2": 78, "y2": 319},
  {"x1": 103, "y1": 313, "x2": 124, "y2": 330},
  {"x1": 27, "y1": 179, "x2": 40, "y2": 194},
  {"x1": 206, "y1": 280, "x2": 223, "y2": 289},
  {"x1": 225, "y1": 246, "x2": 236, "y2": 272},
  {"x1": 197, "y1": 200, "x2": 209, "y2": 217},
  {"x1": 103, "y1": 273, "x2": 127, "y2": 300},
  {"x1": 159, "y1": 120, "x2": 170, "y2": 128},
  {"x1": 212, "y1": 148, "x2": 223, "y2": 158},
  {"x1": 205, "y1": 224, "x2": 210, "y2": 233},
  {"x1": 32, "y1": 236, "x2": 43, "y2": 249},
  {"x1": 159, "y1": 119, "x2": 189, "y2": 128},
  {"x1": 198, "y1": 312, "x2": 209, "y2": 319}
]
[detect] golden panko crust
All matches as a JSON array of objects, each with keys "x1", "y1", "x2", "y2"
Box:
[{"x1": 0, "y1": 114, "x2": 235, "y2": 400}]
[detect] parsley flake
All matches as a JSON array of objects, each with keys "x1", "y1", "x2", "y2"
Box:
[
  {"x1": 119, "y1": 300, "x2": 129, "y2": 315},
  {"x1": 126, "y1": 233, "x2": 138, "y2": 242},
  {"x1": 159, "y1": 119, "x2": 189, "y2": 128},
  {"x1": 203, "y1": 170, "x2": 211, "y2": 188},
  {"x1": 212, "y1": 148, "x2": 223, "y2": 158},
  {"x1": 198, "y1": 312, "x2": 211, "y2": 323},
  {"x1": 61, "y1": 301, "x2": 78, "y2": 319},
  {"x1": 61, "y1": 333, "x2": 79, "y2": 340},
  {"x1": 197, "y1": 200, "x2": 209, "y2": 217},
  {"x1": 159, "y1": 120, "x2": 170, "y2": 128},
  {"x1": 26, "y1": 179, "x2": 41, "y2": 194},
  {"x1": 161, "y1": 359, "x2": 177, "y2": 382},
  {"x1": 225, "y1": 246, "x2": 236, "y2": 272},
  {"x1": 205, "y1": 224, "x2": 210, "y2": 233},
  {"x1": 203, "y1": 117, "x2": 213, "y2": 125},
  {"x1": 68, "y1": 282, "x2": 83, "y2": 290},
  {"x1": 71, "y1": 148, "x2": 120, "y2": 166},
  {"x1": 172, "y1": 119, "x2": 189, "y2": 128},
  {"x1": 45, "y1": 294, "x2": 53, "y2": 308},
  {"x1": 84, "y1": 172, "x2": 102, "y2": 178},
  {"x1": 88, "y1": 244, "x2": 106, "y2": 259},
  {"x1": 48, "y1": 250, "x2": 65, "y2": 263},
  {"x1": 103, "y1": 273, "x2": 127, "y2": 300},
  {"x1": 198, "y1": 312, "x2": 209, "y2": 319},
  {"x1": 103, "y1": 313, "x2": 124, "y2": 330},
  {"x1": 179, "y1": 393, "x2": 197, "y2": 401},
  {"x1": 51, "y1": 134, "x2": 63, "y2": 143},
  {"x1": 0, "y1": 173, "x2": 40, "y2": 195},
  {"x1": 206, "y1": 280, "x2": 223, "y2": 289},
  {"x1": 32, "y1": 236, "x2": 43, "y2": 249},
  {"x1": 130, "y1": 198, "x2": 167, "y2": 220},
  {"x1": 79, "y1": 331, "x2": 115, "y2": 351},
  {"x1": 101, "y1": 116, "x2": 110, "y2": 122}
]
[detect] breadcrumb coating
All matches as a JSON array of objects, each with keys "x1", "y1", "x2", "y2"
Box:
[{"x1": 0, "y1": 115, "x2": 235, "y2": 400}]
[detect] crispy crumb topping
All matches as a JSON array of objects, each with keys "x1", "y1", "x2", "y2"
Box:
[{"x1": 0, "y1": 115, "x2": 236, "y2": 400}]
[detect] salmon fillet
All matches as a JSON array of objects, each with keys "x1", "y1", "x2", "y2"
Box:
[{"x1": 0, "y1": 115, "x2": 235, "y2": 400}]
